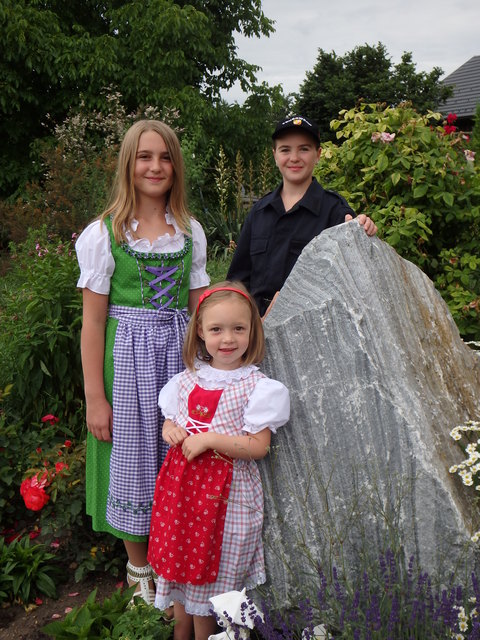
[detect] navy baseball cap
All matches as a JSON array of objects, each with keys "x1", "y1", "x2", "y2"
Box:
[{"x1": 272, "y1": 115, "x2": 320, "y2": 144}]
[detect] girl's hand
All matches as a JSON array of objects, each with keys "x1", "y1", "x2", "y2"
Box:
[
  {"x1": 181, "y1": 433, "x2": 210, "y2": 462},
  {"x1": 86, "y1": 397, "x2": 113, "y2": 442},
  {"x1": 163, "y1": 419, "x2": 189, "y2": 446}
]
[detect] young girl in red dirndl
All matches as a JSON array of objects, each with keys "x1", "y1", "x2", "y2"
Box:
[{"x1": 147, "y1": 281, "x2": 290, "y2": 640}]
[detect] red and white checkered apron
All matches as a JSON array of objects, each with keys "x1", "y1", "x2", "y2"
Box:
[{"x1": 148, "y1": 368, "x2": 267, "y2": 615}]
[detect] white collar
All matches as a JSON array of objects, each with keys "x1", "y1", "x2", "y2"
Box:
[{"x1": 194, "y1": 359, "x2": 258, "y2": 383}]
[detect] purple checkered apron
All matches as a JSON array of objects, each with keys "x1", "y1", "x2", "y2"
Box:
[
  {"x1": 151, "y1": 368, "x2": 268, "y2": 616},
  {"x1": 105, "y1": 305, "x2": 188, "y2": 535}
]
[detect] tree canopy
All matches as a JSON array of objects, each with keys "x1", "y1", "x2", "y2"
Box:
[
  {"x1": 0, "y1": 0, "x2": 274, "y2": 196},
  {"x1": 295, "y1": 43, "x2": 453, "y2": 141}
]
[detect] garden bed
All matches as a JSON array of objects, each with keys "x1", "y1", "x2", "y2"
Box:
[{"x1": 0, "y1": 570, "x2": 120, "y2": 640}]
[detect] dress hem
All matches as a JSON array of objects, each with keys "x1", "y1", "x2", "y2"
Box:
[{"x1": 154, "y1": 574, "x2": 266, "y2": 617}]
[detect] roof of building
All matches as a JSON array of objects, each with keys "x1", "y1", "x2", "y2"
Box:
[{"x1": 438, "y1": 55, "x2": 480, "y2": 118}]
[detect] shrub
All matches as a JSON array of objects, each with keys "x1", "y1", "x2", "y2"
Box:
[
  {"x1": 0, "y1": 227, "x2": 83, "y2": 425},
  {"x1": 42, "y1": 586, "x2": 174, "y2": 639},
  {"x1": 315, "y1": 102, "x2": 480, "y2": 340}
]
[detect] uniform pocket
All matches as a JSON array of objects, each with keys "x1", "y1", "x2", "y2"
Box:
[{"x1": 250, "y1": 236, "x2": 269, "y2": 255}]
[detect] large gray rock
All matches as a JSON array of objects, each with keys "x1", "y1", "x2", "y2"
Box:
[{"x1": 258, "y1": 221, "x2": 480, "y2": 608}]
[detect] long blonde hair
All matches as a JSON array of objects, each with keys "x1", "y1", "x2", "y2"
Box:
[
  {"x1": 183, "y1": 281, "x2": 265, "y2": 371},
  {"x1": 101, "y1": 120, "x2": 191, "y2": 243}
]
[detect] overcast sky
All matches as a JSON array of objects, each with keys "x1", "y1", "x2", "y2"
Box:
[{"x1": 223, "y1": 0, "x2": 480, "y2": 103}]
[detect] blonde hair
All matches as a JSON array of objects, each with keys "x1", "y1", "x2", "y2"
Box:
[
  {"x1": 183, "y1": 281, "x2": 265, "y2": 371},
  {"x1": 101, "y1": 120, "x2": 191, "y2": 243}
]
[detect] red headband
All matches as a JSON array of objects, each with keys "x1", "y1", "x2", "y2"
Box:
[{"x1": 196, "y1": 287, "x2": 250, "y2": 313}]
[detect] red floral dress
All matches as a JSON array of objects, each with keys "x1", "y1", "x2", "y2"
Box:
[{"x1": 147, "y1": 362, "x2": 290, "y2": 616}]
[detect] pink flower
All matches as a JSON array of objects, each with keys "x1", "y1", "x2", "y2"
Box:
[
  {"x1": 41, "y1": 414, "x2": 59, "y2": 425},
  {"x1": 464, "y1": 149, "x2": 476, "y2": 162},
  {"x1": 371, "y1": 131, "x2": 395, "y2": 143},
  {"x1": 380, "y1": 132, "x2": 395, "y2": 143}
]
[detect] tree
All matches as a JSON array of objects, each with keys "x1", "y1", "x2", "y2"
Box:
[
  {"x1": 295, "y1": 43, "x2": 452, "y2": 141},
  {"x1": 0, "y1": 0, "x2": 274, "y2": 197}
]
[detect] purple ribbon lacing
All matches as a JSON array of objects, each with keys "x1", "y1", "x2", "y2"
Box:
[{"x1": 145, "y1": 264, "x2": 178, "y2": 310}]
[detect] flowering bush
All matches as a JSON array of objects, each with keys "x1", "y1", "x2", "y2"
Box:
[
  {"x1": 315, "y1": 102, "x2": 480, "y2": 340},
  {"x1": 450, "y1": 600, "x2": 480, "y2": 639},
  {"x1": 449, "y1": 420, "x2": 480, "y2": 543},
  {"x1": 20, "y1": 429, "x2": 75, "y2": 514}
]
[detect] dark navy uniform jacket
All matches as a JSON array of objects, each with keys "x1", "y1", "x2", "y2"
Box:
[{"x1": 227, "y1": 178, "x2": 355, "y2": 315}]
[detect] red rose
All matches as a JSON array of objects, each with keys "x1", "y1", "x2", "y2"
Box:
[
  {"x1": 55, "y1": 462, "x2": 69, "y2": 473},
  {"x1": 443, "y1": 124, "x2": 457, "y2": 135},
  {"x1": 446, "y1": 113, "x2": 457, "y2": 124},
  {"x1": 41, "y1": 414, "x2": 59, "y2": 425},
  {"x1": 64, "y1": 440, "x2": 72, "y2": 448},
  {"x1": 20, "y1": 478, "x2": 50, "y2": 511}
]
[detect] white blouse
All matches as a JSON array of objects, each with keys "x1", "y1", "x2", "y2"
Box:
[
  {"x1": 75, "y1": 210, "x2": 210, "y2": 294},
  {"x1": 159, "y1": 361, "x2": 290, "y2": 434}
]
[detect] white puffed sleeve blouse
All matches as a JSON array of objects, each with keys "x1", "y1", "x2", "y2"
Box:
[
  {"x1": 75, "y1": 210, "x2": 209, "y2": 294},
  {"x1": 159, "y1": 362, "x2": 290, "y2": 435}
]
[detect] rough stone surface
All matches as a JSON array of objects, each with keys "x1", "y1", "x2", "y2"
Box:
[{"x1": 257, "y1": 221, "x2": 480, "y2": 608}]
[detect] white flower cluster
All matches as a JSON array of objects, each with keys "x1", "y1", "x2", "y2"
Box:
[
  {"x1": 450, "y1": 602, "x2": 478, "y2": 639},
  {"x1": 53, "y1": 88, "x2": 181, "y2": 163},
  {"x1": 449, "y1": 420, "x2": 480, "y2": 543}
]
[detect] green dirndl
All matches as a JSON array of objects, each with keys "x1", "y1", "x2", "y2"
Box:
[{"x1": 85, "y1": 218, "x2": 192, "y2": 540}]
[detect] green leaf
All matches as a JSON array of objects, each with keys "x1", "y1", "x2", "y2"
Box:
[
  {"x1": 39, "y1": 360, "x2": 52, "y2": 377},
  {"x1": 377, "y1": 153, "x2": 389, "y2": 172},
  {"x1": 391, "y1": 172, "x2": 401, "y2": 186},
  {"x1": 442, "y1": 192, "x2": 454, "y2": 206},
  {"x1": 413, "y1": 184, "x2": 428, "y2": 198}
]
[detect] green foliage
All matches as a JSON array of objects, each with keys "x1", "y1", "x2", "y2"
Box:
[
  {"x1": 0, "y1": 227, "x2": 84, "y2": 423},
  {"x1": 42, "y1": 586, "x2": 174, "y2": 639},
  {"x1": 296, "y1": 43, "x2": 452, "y2": 141},
  {"x1": 0, "y1": 0, "x2": 274, "y2": 197},
  {"x1": 314, "y1": 102, "x2": 480, "y2": 339},
  {"x1": 199, "y1": 146, "x2": 276, "y2": 257},
  {"x1": 472, "y1": 102, "x2": 480, "y2": 153},
  {"x1": 0, "y1": 90, "x2": 179, "y2": 248},
  {"x1": 206, "y1": 256, "x2": 230, "y2": 285},
  {"x1": 0, "y1": 410, "x2": 37, "y2": 530},
  {"x1": 0, "y1": 535, "x2": 60, "y2": 604}
]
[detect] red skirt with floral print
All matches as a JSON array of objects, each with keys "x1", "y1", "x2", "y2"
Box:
[{"x1": 148, "y1": 446, "x2": 232, "y2": 584}]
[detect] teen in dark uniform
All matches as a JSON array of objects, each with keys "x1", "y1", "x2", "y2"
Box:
[{"x1": 228, "y1": 116, "x2": 377, "y2": 316}]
